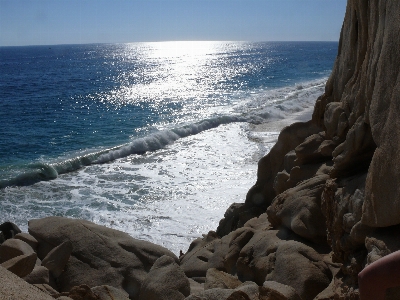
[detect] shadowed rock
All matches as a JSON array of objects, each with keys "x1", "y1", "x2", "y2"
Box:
[
  {"x1": 139, "y1": 255, "x2": 190, "y2": 300},
  {"x1": 24, "y1": 265, "x2": 50, "y2": 284},
  {"x1": 1, "y1": 252, "x2": 37, "y2": 278},
  {"x1": 267, "y1": 174, "x2": 329, "y2": 244},
  {"x1": 262, "y1": 281, "x2": 302, "y2": 300},
  {"x1": 245, "y1": 121, "x2": 322, "y2": 209},
  {"x1": 204, "y1": 268, "x2": 242, "y2": 290},
  {"x1": 0, "y1": 238, "x2": 35, "y2": 263},
  {"x1": 41, "y1": 240, "x2": 72, "y2": 277},
  {"x1": 91, "y1": 285, "x2": 130, "y2": 300},
  {"x1": 0, "y1": 222, "x2": 21, "y2": 241},
  {"x1": 15, "y1": 233, "x2": 39, "y2": 251}
]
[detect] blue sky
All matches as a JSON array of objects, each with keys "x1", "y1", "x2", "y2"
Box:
[{"x1": 0, "y1": 0, "x2": 347, "y2": 46}]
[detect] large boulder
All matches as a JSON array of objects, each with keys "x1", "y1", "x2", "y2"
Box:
[
  {"x1": 294, "y1": 132, "x2": 329, "y2": 165},
  {"x1": 180, "y1": 228, "x2": 255, "y2": 279},
  {"x1": 138, "y1": 255, "x2": 190, "y2": 300},
  {"x1": 262, "y1": 281, "x2": 302, "y2": 300},
  {"x1": 28, "y1": 216, "x2": 178, "y2": 299},
  {"x1": 267, "y1": 174, "x2": 329, "y2": 244},
  {"x1": 14, "y1": 233, "x2": 39, "y2": 250},
  {"x1": 1, "y1": 252, "x2": 37, "y2": 278},
  {"x1": 24, "y1": 265, "x2": 50, "y2": 284},
  {"x1": 236, "y1": 229, "x2": 284, "y2": 285},
  {"x1": 236, "y1": 228, "x2": 332, "y2": 299},
  {"x1": 41, "y1": 240, "x2": 72, "y2": 277},
  {"x1": 0, "y1": 238, "x2": 35, "y2": 263},
  {"x1": 269, "y1": 241, "x2": 332, "y2": 300},
  {"x1": 216, "y1": 203, "x2": 260, "y2": 237},
  {"x1": 204, "y1": 268, "x2": 242, "y2": 290},
  {"x1": 246, "y1": 121, "x2": 321, "y2": 209}
]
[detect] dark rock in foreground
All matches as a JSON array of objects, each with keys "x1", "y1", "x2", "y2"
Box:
[{"x1": 28, "y1": 216, "x2": 178, "y2": 299}]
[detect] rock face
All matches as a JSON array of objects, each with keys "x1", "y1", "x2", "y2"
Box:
[
  {"x1": 188, "y1": 0, "x2": 400, "y2": 298},
  {"x1": 0, "y1": 238, "x2": 35, "y2": 263},
  {"x1": 313, "y1": 0, "x2": 400, "y2": 228},
  {"x1": 0, "y1": 266, "x2": 55, "y2": 300},
  {"x1": 139, "y1": 255, "x2": 190, "y2": 300},
  {"x1": 1, "y1": 252, "x2": 37, "y2": 278},
  {"x1": 28, "y1": 216, "x2": 178, "y2": 299}
]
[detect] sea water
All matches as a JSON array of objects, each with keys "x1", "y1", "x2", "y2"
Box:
[{"x1": 0, "y1": 41, "x2": 337, "y2": 254}]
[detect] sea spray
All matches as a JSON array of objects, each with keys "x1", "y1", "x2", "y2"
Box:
[{"x1": 0, "y1": 41, "x2": 337, "y2": 254}]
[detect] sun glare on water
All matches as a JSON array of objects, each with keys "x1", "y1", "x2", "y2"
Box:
[{"x1": 94, "y1": 41, "x2": 245, "y2": 124}]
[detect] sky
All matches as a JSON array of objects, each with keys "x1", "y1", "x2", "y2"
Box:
[{"x1": 0, "y1": 0, "x2": 347, "y2": 47}]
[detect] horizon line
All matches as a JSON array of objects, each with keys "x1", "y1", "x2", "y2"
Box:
[{"x1": 0, "y1": 40, "x2": 339, "y2": 48}]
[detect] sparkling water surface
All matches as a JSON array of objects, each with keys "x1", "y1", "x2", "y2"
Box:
[{"x1": 0, "y1": 41, "x2": 337, "y2": 253}]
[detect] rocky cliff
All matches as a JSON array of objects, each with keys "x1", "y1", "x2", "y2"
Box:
[
  {"x1": 1, "y1": 0, "x2": 400, "y2": 299},
  {"x1": 184, "y1": 0, "x2": 400, "y2": 298}
]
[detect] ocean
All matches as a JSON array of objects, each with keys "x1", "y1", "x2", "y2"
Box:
[{"x1": 0, "y1": 41, "x2": 337, "y2": 254}]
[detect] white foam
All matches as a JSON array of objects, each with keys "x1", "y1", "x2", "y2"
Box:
[
  {"x1": 0, "y1": 78, "x2": 326, "y2": 255},
  {"x1": 0, "y1": 123, "x2": 265, "y2": 255}
]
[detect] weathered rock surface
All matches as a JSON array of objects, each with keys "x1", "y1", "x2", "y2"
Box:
[
  {"x1": 267, "y1": 174, "x2": 329, "y2": 244},
  {"x1": 246, "y1": 121, "x2": 322, "y2": 209},
  {"x1": 0, "y1": 238, "x2": 35, "y2": 263},
  {"x1": 14, "y1": 232, "x2": 38, "y2": 250},
  {"x1": 185, "y1": 281, "x2": 302, "y2": 300},
  {"x1": 41, "y1": 240, "x2": 72, "y2": 277},
  {"x1": 204, "y1": 268, "x2": 242, "y2": 290},
  {"x1": 312, "y1": 0, "x2": 400, "y2": 227},
  {"x1": 262, "y1": 281, "x2": 302, "y2": 300},
  {"x1": 28, "y1": 216, "x2": 178, "y2": 299},
  {"x1": 139, "y1": 255, "x2": 190, "y2": 300},
  {"x1": 24, "y1": 265, "x2": 50, "y2": 284},
  {"x1": 61, "y1": 284, "x2": 99, "y2": 300},
  {"x1": 183, "y1": 1, "x2": 400, "y2": 299},
  {"x1": 91, "y1": 285, "x2": 130, "y2": 300},
  {"x1": 0, "y1": 265, "x2": 55, "y2": 300},
  {"x1": 1, "y1": 252, "x2": 37, "y2": 278},
  {"x1": 34, "y1": 283, "x2": 59, "y2": 297}
]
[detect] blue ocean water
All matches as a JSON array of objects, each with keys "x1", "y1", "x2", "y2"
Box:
[{"x1": 0, "y1": 41, "x2": 337, "y2": 253}]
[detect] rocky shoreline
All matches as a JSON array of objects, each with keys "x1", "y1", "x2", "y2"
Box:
[{"x1": 2, "y1": 0, "x2": 400, "y2": 299}]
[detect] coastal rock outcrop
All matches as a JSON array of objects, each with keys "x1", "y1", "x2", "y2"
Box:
[
  {"x1": 139, "y1": 255, "x2": 190, "y2": 300},
  {"x1": 28, "y1": 216, "x2": 178, "y2": 299},
  {"x1": 201, "y1": 0, "x2": 400, "y2": 298}
]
